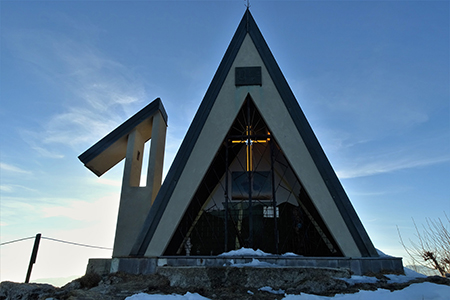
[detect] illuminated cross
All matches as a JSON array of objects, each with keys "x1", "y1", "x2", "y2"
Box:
[{"x1": 231, "y1": 126, "x2": 270, "y2": 172}]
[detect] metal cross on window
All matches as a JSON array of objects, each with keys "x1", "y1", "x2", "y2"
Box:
[{"x1": 231, "y1": 126, "x2": 270, "y2": 172}]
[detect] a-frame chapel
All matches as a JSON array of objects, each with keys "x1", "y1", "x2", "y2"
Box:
[{"x1": 80, "y1": 9, "x2": 403, "y2": 275}]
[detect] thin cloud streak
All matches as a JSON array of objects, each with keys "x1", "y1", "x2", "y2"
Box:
[
  {"x1": 0, "y1": 162, "x2": 32, "y2": 174},
  {"x1": 30, "y1": 145, "x2": 65, "y2": 159},
  {"x1": 96, "y1": 177, "x2": 122, "y2": 187},
  {"x1": 45, "y1": 48, "x2": 146, "y2": 149},
  {"x1": 41, "y1": 196, "x2": 119, "y2": 222},
  {"x1": 6, "y1": 27, "x2": 147, "y2": 152},
  {"x1": 337, "y1": 155, "x2": 450, "y2": 179},
  {"x1": 0, "y1": 184, "x2": 38, "y2": 193},
  {"x1": 0, "y1": 195, "x2": 107, "y2": 230},
  {"x1": 0, "y1": 185, "x2": 13, "y2": 193},
  {"x1": 40, "y1": 107, "x2": 123, "y2": 148}
]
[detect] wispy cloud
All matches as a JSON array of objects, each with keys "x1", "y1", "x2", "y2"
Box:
[
  {"x1": 0, "y1": 197, "x2": 42, "y2": 227},
  {"x1": 96, "y1": 177, "x2": 122, "y2": 187},
  {"x1": 29, "y1": 145, "x2": 65, "y2": 159},
  {"x1": 0, "y1": 185, "x2": 13, "y2": 193},
  {"x1": 0, "y1": 163, "x2": 32, "y2": 174},
  {"x1": 41, "y1": 195, "x2": 119, "y2": 222},
  {"x1": 40, "y1": 107, "x2": 124, "y2": 148},
  {"x1": 0, "y1": 195, "x2": 103, "y2": 229},
  {"x1": 295, "y1": 51, "x2": 444, "y2": 143},
  {"x1": 0, "y1": 184, "x2": 38, "y2": 193},
  {"x1": 5, "y1": 25, "x2": 147, "y2": 154},
  {"x1": 337, "y1": 155, "x2": 450, "y2": 179}
]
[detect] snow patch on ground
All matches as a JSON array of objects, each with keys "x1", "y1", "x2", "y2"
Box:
[
  {"x1": 218, "y1": 247, "x2": 299, "y2": 257},
  {"x1": 283, "y1": 282, "x2": 450, "y2": 300},
  {"x1": 220, "y1": 247, "x2": 396, "y2": 259},
  {"x1": 339, "y1": 275, "x2": 378, "y2": 285},
  {"x1": 386, "y1": 269, "x2": 427, "y2": 284},
  {"x1": 375, "y1": 248, "x2": 393, "y2": 257},
  {"x1": 403, "y1": 267, "x2": 428, "y2": 279},
  {"x1": 282, "y1": 252, "x2": 301, "y2": 257},
  {"x1": 224, "y1": 258, "x2": 277, "y2": 267},
  {"x1": 125, "y1": 292, "x2": 210, "y2": 300},
  {"x1": 339, "y1": 266, "x2": 427, "y2": 285},
  {"x1": 126, "y1": 282, "x2": 450, "y2": 300},
  {"x1": 259, "y1": 286, "x2": 285, "y2": 295},
  {"x1": 128, "y1": 249, "x2": 447, "y2": 299},
  {"x1": 218, "y1": 248, "x2": 271, "y2": 256}
]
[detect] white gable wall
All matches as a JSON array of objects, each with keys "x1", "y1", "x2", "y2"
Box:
[{"x1": 145, "y1": 34, "x2": 361, "y2": 257}]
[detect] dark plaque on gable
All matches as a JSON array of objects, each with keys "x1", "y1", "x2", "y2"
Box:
[{"x1": 235, "y1": 67, "x2": 262, "y2": 86}]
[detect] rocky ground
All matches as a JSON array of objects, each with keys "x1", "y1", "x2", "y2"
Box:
[{"x1": 1, "y1": 271, "x2": 449, "y2": 300}]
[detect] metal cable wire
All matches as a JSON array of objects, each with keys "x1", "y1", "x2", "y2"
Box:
[
  {"x1": 0, "y1": 235, "x2": 112, "y2": 250},
  {"x1": 0, "y1": 236, "x2": 35, "y2": 246},
  {"x1": 41, "y1": 237, "x2": 112, "y2": 250}
]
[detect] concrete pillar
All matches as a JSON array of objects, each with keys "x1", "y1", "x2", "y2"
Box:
[
  {"x1": 112, "y1": 112, "x2": 167, "y2": 257},
  {"x1": 146, "y1": 112, "x2": 167, "y2": 204},
  {"x1": 124, "y1": 128, "x2": 145, "y2": 187}
]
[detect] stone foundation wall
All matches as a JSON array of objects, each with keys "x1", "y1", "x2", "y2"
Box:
[
  {"x1": 158, "y1": 266, "x2": 350, "y2": 291},
  {"x1": 87, "y1": 255, "x2": 404, "y2": 278}
]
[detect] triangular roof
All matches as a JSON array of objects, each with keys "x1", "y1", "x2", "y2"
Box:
[{"x1": 131, "y1": 10, "x2": 378, "y2": 257}]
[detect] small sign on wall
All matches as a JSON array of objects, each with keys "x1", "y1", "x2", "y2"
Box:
[{"x1": 235, "y1": 67, "x2": 262, "y2": 86}]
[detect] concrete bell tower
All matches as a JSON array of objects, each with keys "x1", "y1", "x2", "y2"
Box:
[{"x1": 79, "y1": 98, "x2": 167, "y2": 257}]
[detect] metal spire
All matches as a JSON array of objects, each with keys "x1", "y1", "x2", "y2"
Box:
[{"x1": 245, "y1": 0, "x2": 250, "y2": 32}]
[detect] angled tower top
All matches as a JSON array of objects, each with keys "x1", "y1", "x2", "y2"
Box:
[
  {"x1": 129, "y1": 10, "x2": 378, "y2": 258},
  {"x1": 79, "y1": 98, "x2": 168, "y2": 257},
  {"x1": 79, "y1": 98, "x2": 167, "y2": 177}
]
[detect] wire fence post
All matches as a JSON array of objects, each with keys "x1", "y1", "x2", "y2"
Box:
[{"x1": 25, "y1": 233, "x2": 41, "y2": 283}]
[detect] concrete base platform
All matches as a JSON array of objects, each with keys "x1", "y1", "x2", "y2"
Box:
[
  {"x1": 87, "y1": 255, "x2": 403, "y2": 277},
  {"x1": 157, "y1": 266, "x2": 352, "y2": 290}
]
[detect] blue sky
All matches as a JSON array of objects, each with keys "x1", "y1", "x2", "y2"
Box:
[{"x1": 1, "y1": 0, "x2": 448, "y2": 283}]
